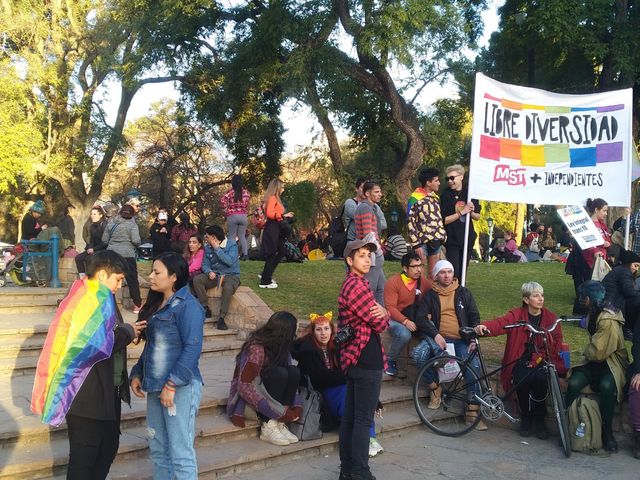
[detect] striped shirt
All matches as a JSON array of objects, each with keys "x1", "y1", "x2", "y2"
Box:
[{"x1": 220, "y1": 188, "x2": 251, "y2": 217}]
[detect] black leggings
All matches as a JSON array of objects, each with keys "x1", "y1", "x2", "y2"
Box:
[
  {"x1": 260, "y1": 365, "x2": 300, "y2": 420},
  {"x1": 512, "y1": 362, "x2": 547, "y2": 419}
]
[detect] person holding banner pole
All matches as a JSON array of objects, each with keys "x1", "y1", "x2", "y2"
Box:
[{"x1": 441, "y1": 164, "x2": 481, "y2": 280}]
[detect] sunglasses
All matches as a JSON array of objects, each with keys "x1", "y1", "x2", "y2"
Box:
[{"x1": 446, "y1": 175, "x2": 460, "y2": 181}]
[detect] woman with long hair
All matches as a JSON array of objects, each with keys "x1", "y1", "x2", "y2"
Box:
[
  {"x1": 130, "y1": 252, "x2": 204, "y2": 478},
  {"x1": 184, "y1": 234, "x2": 204, "y2": 280},
  {"x1": 170, "y1": 212, "x2": 198, "y2": 254},
  {"x1": 75, "y1": 206, "x2": 108, "y2": 277},
  {"x1": 565, "y1": 280, "x2": 628, "y2": 452},
  {"x1": 583, "y1": 197, "x2": 611, "y2": 269},
  {"x1": 221, "y1": 174, "x2": 251, "y2": 260},
  {"x1": 102, "y1": 204, "x2": 142, "y2": 313},
  {"x1": 259, "y1": 178, "x2": 294, "y2": 289},
  {"x1": 292, "y1": 313, "x2": 384, "y2": 457},
  {"x1": 227, "y1": 311, "x2": 302, "y2": 446}
]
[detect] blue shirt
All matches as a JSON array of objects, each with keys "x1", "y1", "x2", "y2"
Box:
[
  {"x1": 130, "y1": 286, "x2": 204, "y2": 392},
  {"x1": 202, "y1": 238, "x2": 240, "y2": 276}
]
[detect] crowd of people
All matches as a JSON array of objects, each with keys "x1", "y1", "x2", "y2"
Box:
[{"x1": 25, "y1": 163, "x2": 640, "y2": 480}]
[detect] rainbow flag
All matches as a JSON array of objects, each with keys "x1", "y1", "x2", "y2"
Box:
[
  {"x1": 31, "y1": 278, "x2": 117, "y2": 426},
  {"x1": 406, "y1": 187, "x2": 428, "y2": 216}
]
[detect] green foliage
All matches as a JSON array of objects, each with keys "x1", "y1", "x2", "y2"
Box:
[{"x1": 282, "y1": 181, "x2": 318, "y2": 230}]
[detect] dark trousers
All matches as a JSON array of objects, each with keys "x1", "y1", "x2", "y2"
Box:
[
  {"x1": 445, "y1": 245, "x2": 466, "y2": 281},
  {"x1": 66, "y1": 397, "x2": 121, "y2": 480},
  {"x1": 566, "y1": 362, "x2": 617, "y2": 427},
  {"x1": 260, "y1": 365, "x2": 300, "y2": 419},
  {"x1": 260, "y1": 244, "x2": 284, "y2": 285},
  {"x1": 339, "y1": 366, "x2": 381, "y2": 477},
  {"x1": 74, "y1": 251, "x2": 91, "y2": 275},
  {"x1": 512, "y1": 362, "x2": 548, "y2": 418},
  {"x1": 124, "y1": 257, "x2": 141, "y2": 307}
]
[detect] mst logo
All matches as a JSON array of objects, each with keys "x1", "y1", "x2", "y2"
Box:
[{"x1": 493, "y1": 164, "x2": 526, "y2": 186}]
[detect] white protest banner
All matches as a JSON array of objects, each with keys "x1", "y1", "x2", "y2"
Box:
[
  {"x1": 469, "y1": 73, "x2": 633, "y2": 207},
  {"x1": 557, "y1": 205, "x2": 604, "y2": 250}
]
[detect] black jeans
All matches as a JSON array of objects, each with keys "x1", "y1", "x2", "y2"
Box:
[
  {"x1": 445, "y1": 245, "x2": 466, "y2": 281},
  {"x1": 74, "y1": 251, "x2": 91, "y2": 275},
  {"x1": 124, "y1": 257, "x2": 141, "y2": 307},
  {"x1": 339, "y1": 366, "x2": 382, "y2": 477},
  {"x1": 260, "y1": 244, "x2": 284, "y2": 285},
  {"x1": 512, "y1": 362, "x2": 547, "y2": 419},
  {"x1": 260, "y1": 365, "x2": 300, "y2": 420},
  {"x1": 66, "y1": 393, "x2": 121, "y2": 480}
]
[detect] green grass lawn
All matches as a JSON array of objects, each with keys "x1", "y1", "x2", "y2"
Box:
[{"x1": 240, "y1": 259, "x2": 595, "y2": 363}]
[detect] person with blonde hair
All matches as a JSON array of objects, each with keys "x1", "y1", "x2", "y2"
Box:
[
  {"x1": 440, "y1": 164, "x2": 480, "y2": 279},
  {"x1": 259, "y1": 178, "x2": 294, "y2": 289}
]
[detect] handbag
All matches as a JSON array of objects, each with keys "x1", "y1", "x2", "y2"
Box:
[
  {"x1": 591, "y1": 255, "x2": 611, "y2": 281},
  {"x1": 289, "y1": 375, "x2": 323, "y2": 441}
]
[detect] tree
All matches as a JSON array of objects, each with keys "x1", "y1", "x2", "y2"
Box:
[
  {"x1": 185, "y1": 0, "x2": 487, "y2": 202},
  {"x1": 0, "y1": 0, "x2": 218, "y2": 246}
]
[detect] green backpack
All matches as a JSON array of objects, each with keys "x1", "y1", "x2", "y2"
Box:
[{"x1": 568, "y1": 396, "x2": 602, "y2": 454}]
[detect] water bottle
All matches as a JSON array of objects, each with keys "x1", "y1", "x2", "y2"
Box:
[
  {"x1": 575, "y1": 422, "x2": 585, "y2": 438},
  {"x1": 559, "y1": 342, "x2": 570, "y2": 370}
]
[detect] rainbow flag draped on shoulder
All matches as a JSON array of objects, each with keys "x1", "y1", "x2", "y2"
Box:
[{"x1": 31, "y1": 278, "x2": 117, "y2": 426}]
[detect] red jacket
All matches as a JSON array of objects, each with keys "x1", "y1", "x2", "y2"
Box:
[{"x1": 481, "y1": 306, "x2": 566, "y2": 394}]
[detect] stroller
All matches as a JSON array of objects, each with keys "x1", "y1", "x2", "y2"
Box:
[{"x1": 0, "y1": 244, "x2": 48, "y2": 287}]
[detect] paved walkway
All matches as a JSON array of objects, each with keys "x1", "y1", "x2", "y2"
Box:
[{"x1": 226, "y1": 424, "x2": 638, "y2": 480}]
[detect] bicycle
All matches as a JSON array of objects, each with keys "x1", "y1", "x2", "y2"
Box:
[{"x1": 412, "y1": 317, "x2": 574, "y2": 457}]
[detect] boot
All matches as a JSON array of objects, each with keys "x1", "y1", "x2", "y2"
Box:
[
  {"x1": 602, "y1": 424, "x2": 618, "y2": 453},
  {"x1": 533, "y1": 417, "x2": 549, "y2": 440},
  {"x1": 427, "y1": 382, "x2": 442, "y2": 409},
  {"x1": 465, "y1": 404, "x2": 488, "y2": 431},
  {"x1": 633, "y1": 431, "x2": 640, "y2": 459},
  {"x1": 217, "y1": 317, "x2": 228, "y2": 330},
  {"x1": 519, "y1": 416, "x2": 531, "y2": 437}
]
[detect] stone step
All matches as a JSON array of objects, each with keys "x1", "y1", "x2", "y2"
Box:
[
  {"x1": 0, "y1": 288, "x2": 67, "y2": 314},
  {"x1": 0, "y1": 325, "x2": 241, "y2": 359},
  {"x1": 0, "y1": 382, "x2": 416, "y2": 480},
  {"x1": 0, "y1": 336, "x2": 244, "y2": 375}
]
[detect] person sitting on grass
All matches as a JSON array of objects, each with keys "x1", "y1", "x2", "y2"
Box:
[
  {"x1": 565, "y1": 280, "x2": 629, "y2": 453},
  {"x1": 474, "y1": 281, "x2": 567, "y2": 440},
  {"x1": 292, "y1": 312, "x2": 384, "y2": 458},
  {"x1": 227, "y1": 311, "x2": 302, "y2": 446}
]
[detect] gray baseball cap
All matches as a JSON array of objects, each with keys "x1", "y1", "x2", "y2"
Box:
[{"x1": 343, "y1": 239, "x2": 377, "y2": 258}]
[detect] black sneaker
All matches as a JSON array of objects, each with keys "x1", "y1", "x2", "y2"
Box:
[
  {"x1": 204, "y1": 306, "x2": 212, "y2": 319},
  {"x1": 217, "y1": 318, "x2": 228, "y2": 330}
]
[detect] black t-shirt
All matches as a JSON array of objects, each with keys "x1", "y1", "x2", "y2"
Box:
[
  {"x1": 519, "y1": 312, "x2": 542, "y2": 362},
  {"x1": 440, "y1": 187, "x2": 480, "y2": 248},
  {"x1": 356, "y1": 332, "x2": 383, "y2": 370}
]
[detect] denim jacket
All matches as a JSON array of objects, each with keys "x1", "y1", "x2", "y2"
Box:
[
  {"x1": 202, "y1": 238, "x2": 240, "y2": 276},
  {"x1": 130, "y1": 286, "x2": 204, "y2": 392}
]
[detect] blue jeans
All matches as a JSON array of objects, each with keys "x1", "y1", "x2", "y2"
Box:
[
  {"x1": 323, "y1": 384, "x2": 375, "y2": 437},
  {"x1": 387, "y1": 320, "x2": 412, "y2": 362},
  {"x1": 339, "y1": 366, "x2": 382, "y2": 476},
  {"x1": 411, "y1": 337, "x2": 480, "y2": 401},
  {"x1": 146, "y1": 381, "x2": 203, "y2": 480}
]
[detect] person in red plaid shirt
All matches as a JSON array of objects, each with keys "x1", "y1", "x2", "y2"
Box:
[
  {"x1": 220, "y1": 174, "x2": 251, "y2": 260},
  {"x1": 338, "y1": 239, "x2": 389, "y2": 480}
]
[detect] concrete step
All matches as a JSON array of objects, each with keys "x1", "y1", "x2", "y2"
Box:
[
  {"x1": 0, "y1": 381, "x2": 416, "y2": 479},
  {"x1": 0, "y1": 288, "x2": 67, "y2": 314}
]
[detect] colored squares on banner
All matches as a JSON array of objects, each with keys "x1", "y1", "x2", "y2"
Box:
[
  {"x1": 480, "y1": 135, "x2": 500, "y2": 160},
  {"x1": 545, "y1": 106, "x2": 571, "y2": 114},
  {"x1": 570, "y1": 148, "x2": 597, "y2": 167},
  {"x1": 596, "y1": 141, "x2": 623, "y2": 163},
  {"x1": 500, "y1": 138, "x2": 522, "y2": 160},
  {"x1": 544, "y1": 144, "x2": 570, "y2": 163},
  {"x1": 521, "y1": 145, "x2": 545, "y2": 167}
]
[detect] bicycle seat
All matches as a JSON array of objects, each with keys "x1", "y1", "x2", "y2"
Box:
[{"x1": 459, "y1": 326, "x2": 478, "y2": 341}]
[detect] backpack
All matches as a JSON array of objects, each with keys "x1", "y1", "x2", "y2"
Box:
[
  {"x1": 251, "y1": 204, "x2": 267, "y2": 230},
  {"x1": 328, "y1": 204, "x2": 348, "y2": 258},
  {"x1": 568, "y1": 395, "x2": 602, "y2": 454},
  {"x1": 289, "y1": 375, "x2": 323, "y2": 441}
]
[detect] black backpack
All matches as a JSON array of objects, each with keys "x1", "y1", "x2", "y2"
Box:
[{"x1": 328, "y1": 204, "x2": 349, "y2": 258}]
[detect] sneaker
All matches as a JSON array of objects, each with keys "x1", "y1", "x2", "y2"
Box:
[
  {"x1": 260, "y1": 419, "x2": 290, "y2": 446},
  {"x1": 217, "y1": 318, "x2": 228, "y2": 330},
  {"x1": 368, "y1": 437, "x2": 384, "y2": 457},
  {"x1": 277, "y1": 422, "x2": 299, "y2": 443},
  {"x1": 132, "y1": 305, "x2": 142, "y2": 314},
  {"x1": 204, "y1": 306, "x2": 212, "y2": 319},
  {"x1": 259, "y1": 281, "x2": 278, "y2": 289},
  {"x1": 258, "y1": 274, "x2": 276, "y2": 283},
  {"x1": 384, "y1": 360, "x2": 398, "y2": 377}
]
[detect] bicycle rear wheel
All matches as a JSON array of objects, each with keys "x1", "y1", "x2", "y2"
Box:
[
  {"x1": 413, "y1": 355, "x2": 481, "y2": 437},
  {"x1": 548, "y1": 366, "x2": 571, "y2": 458}
]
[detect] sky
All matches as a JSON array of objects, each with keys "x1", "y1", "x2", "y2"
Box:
[{"x1": 118, "y1": 1, "x2": 503, "y2": 153}]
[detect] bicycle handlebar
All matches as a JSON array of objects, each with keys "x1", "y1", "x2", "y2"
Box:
[{"x1": 502, "y1": 315, "x2": 579, "y2": 335}]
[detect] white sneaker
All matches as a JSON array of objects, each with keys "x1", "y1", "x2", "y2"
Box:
[
  {"x1": 259, "y1": 281, "x2": 278, "y2": 289},
  {"x1": 260, "y1": 419, "x2": 290, "y2": 446},
  {"x1": 277, "y1": 422, "x2": 299, "y2": 443},
  {"x1": 369, "y1": 437, "x2": 384, "y2": 457}
]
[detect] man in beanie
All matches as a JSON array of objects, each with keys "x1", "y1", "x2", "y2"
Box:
[{"x1": 410, "y1": 259, "x2": 485, "y2": 429}]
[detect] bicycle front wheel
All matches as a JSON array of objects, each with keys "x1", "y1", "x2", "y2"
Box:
[
  {"x1": 413, "y1": 355, "x2": 481, "y2": 437},
  {"x1": 548, "y1": 366, "x2": 571, "y2": 458}
]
